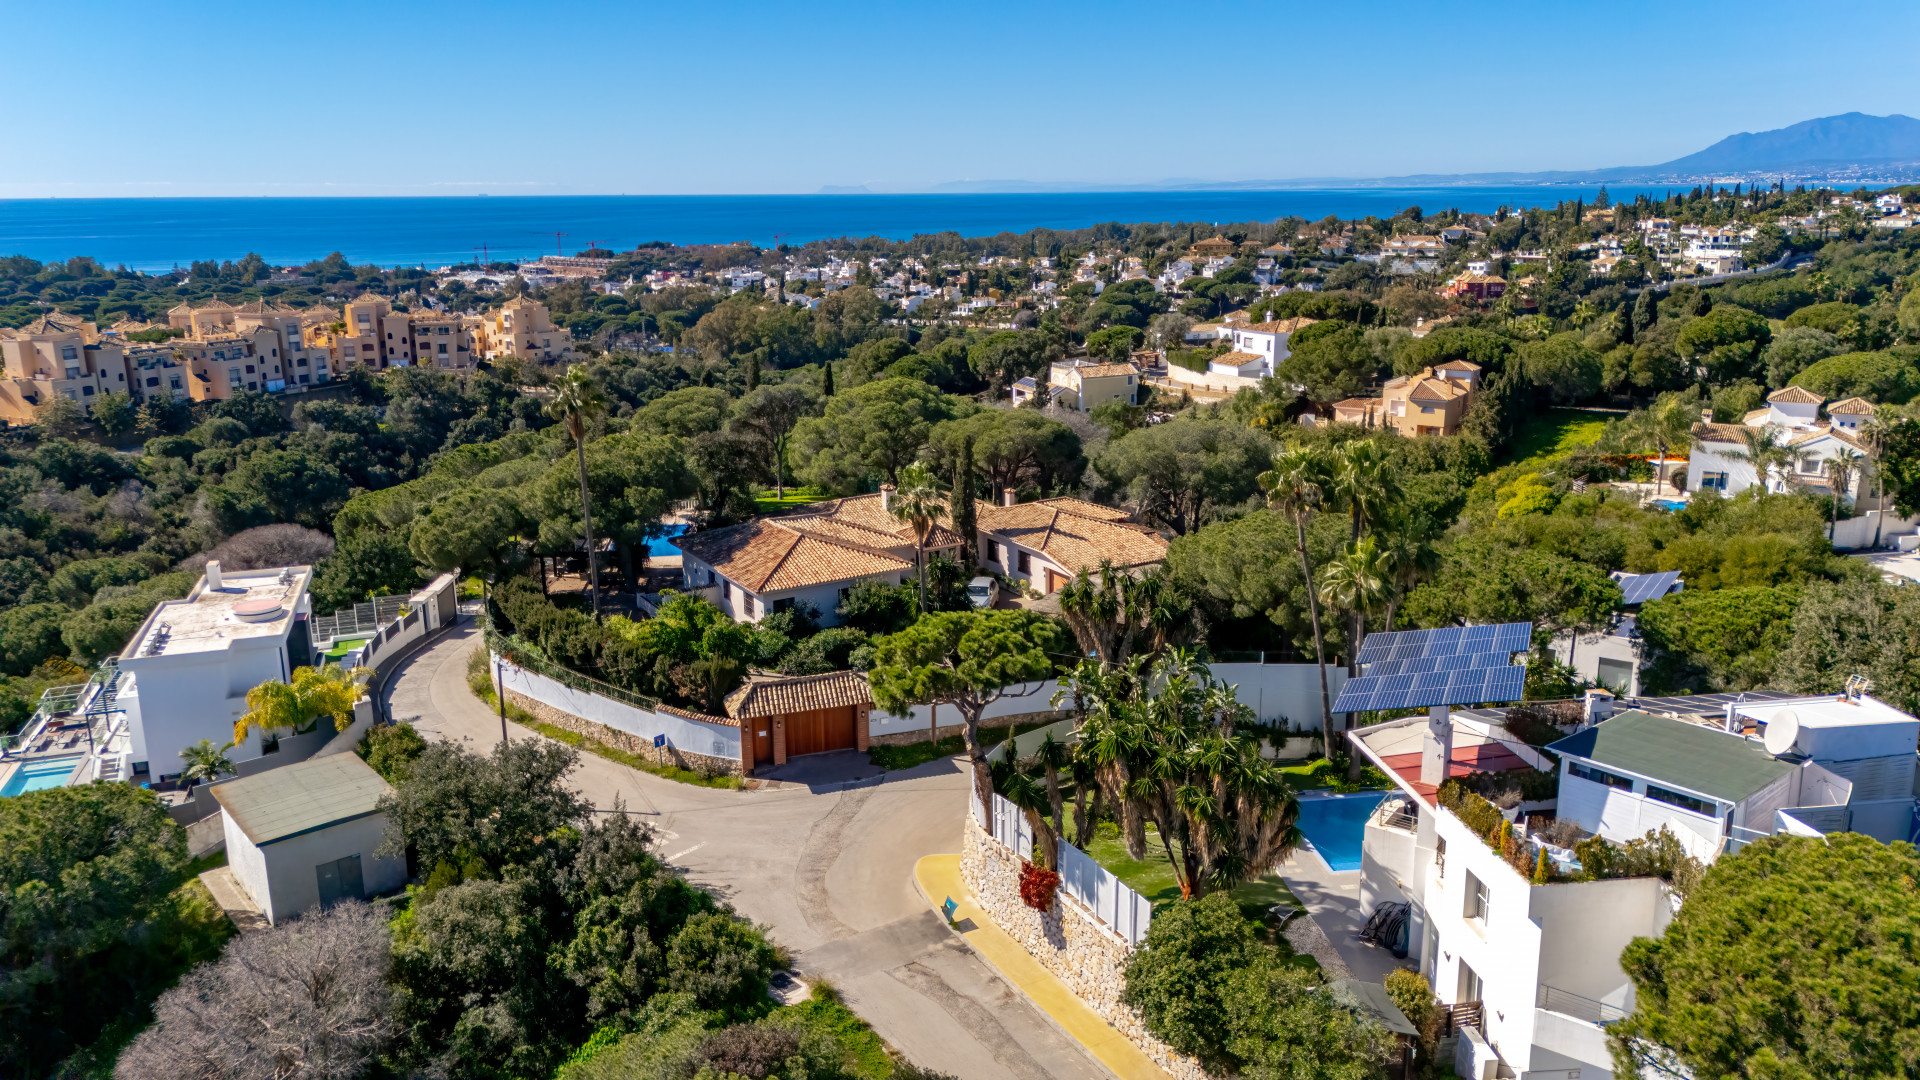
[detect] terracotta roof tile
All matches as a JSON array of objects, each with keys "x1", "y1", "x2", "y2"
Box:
[
  {"x1": 725, "y1": 670, "x2": 872, "y2": 719},
  {"x1": 1768, "y1": 385, "x2": 1824, "y2": 405},
  {"x1": 975, "y1": 498, "x2": 1166, "y2": 576},
  {"x1": 1827, "y1": 396, "x2": 1877, "y2": 415},
  {"x1": 1245, "y1": 317, "x2": 1318, "y2": 334},
  {"x1": 672, "y1": 519, "x2": 911, "y2": 594},
  {"x1": 1692, "y1": 421, "x2": 1749, "y2": 442}
]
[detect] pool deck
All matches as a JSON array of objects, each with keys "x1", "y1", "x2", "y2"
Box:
[{"x1": 1276, "y1": 847, "x2": 1411, "y2": 985}]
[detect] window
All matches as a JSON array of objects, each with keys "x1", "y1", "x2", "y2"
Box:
[
  {"x1": 1017, "y1": 551, "x2": 1031, "y2": 574},
  {"x1": 986, "y1": 540, "x2": 1000, "y2": 564},
  {"x1": 1464, "y1": 871, "x2": 1489, "y2": 924},
  {"x1": 61, "y1": 345, "x2": 77, "y2": 361},
  {"x1": 244, "y1": 364, "x2": 255, "y2": 374},
  {"x1": 744, "y1": 595, "x2": 756, "y2": 617},
  {"x1": 146, "y1": 376, "x2": 159, "y2": 387},
  {"x1": 1570, "y1": 761, "x2": 1634, "y2": 790},
  {"x1": 169, "y1": 376, "x2": 181, "y2": 390},
  {"x1": 65, "y1": 367, "x2": 81, "y2": 380},
  {"x1": 1646, "y1": 784, "x2": 1716, "y2": 816},
  {"x1": 438, "y1": 343, "x2": 448, "y2": 354},
  {"x1": 1421, "y1": 406, "x2": 1436, "y2": 414},
  {"x1": 1701, "y1": 471, "x2": 1729, "y2": 491},
  {"x1": 773, "y1": 597, "x2": 794, "y2": 614},
  {"x1": 81, "y1": 385, "x2": 93, "y2": 396},
  {"x1": 721, "y1": 579, "x2": 732, "y2": 600}
]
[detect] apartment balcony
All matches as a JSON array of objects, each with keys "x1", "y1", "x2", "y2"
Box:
[{"x1": 1535, "y1": 984, "x2": 1627, "y2": 1025}]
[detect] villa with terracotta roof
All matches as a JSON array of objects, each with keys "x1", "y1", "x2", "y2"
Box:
[
  {"x1": 672, "y1": 491, "x2": 963, "y2": 625},
  {"x1": 973, "y1": 491, "x2": 1169, "y2": 595},
  {"x1": 1036, "y1": 358, "x2": 1140, "y2": 413},
  {"x1": 1441, "y1": 270, "x2": 1507, "y2": 300},
  {"x1": 1689, "y1": 386, "x2": 1875, "y2": 501},
  {"x1": 1186, "y1": 235, "x2": 1239, "y2": 258},
  {"x1": 1332, "y1": 361, "x2": 1481, "y2": 437},
  {"x1": 1220, "y1": 314, "x2": 1317, "y2": 377}
]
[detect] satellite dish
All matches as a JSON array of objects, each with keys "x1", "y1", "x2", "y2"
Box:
[{"x1": 1762, "y1": 711, "x2": 1800, "y2": 756}]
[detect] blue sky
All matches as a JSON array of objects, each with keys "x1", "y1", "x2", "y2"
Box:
[{"x1": 8, "y1": 0, "x2": 1919, "y2": 197}]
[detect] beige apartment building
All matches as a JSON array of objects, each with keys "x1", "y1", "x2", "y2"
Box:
[
  {"x1": 0, "y1": 313, "x2": 138, "y2": 424},
  {"x1": 1332, "y1": 360, "x2": 1481, "y2": 437},
  {"x1": 472, "y1": 296, "x2": 572, "y2": 363}
]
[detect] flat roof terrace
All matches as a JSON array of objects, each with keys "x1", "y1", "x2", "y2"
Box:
[
  {"x1": 1353, "y1": 714, "x2": 1536, "y2": 805},
  {"x1": 122, "y1": 565, "x2": 312, "y2": 660}
]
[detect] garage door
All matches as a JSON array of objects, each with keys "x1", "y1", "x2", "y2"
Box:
[{"x1": 784, "y1": 706, "x2": 857, "y2": 757}]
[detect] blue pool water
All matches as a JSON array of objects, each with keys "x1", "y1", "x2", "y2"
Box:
[
  {"x1": 645, "y1": 524, "x2": 690, "y2": 557},
  {"x1": 1651, "y1": 499, "x2": 1688, "y2": 512},
  {"x1": 1295, "y1": 793, "x2": 1387, "y2": 872},
  {"x1": 1, "y1": 756, "x2": 82, "y2": 797}
]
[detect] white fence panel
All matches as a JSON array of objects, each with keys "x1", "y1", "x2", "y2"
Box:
[
  {"x1": 989, "y1": 793, "x2": 1032, "y2": 860},
  {"x1": 1056, "y1": 838, "x2": 1153, "y2": 944}
]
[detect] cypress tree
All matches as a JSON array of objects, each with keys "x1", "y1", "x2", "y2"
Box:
[
  {"x1": 821, "y1": 359, "x2": 836, "y2": 397},
  {"x1": 745, "y1": 352, "x2": 759, "y2": 390},
  {"x1": 950, "y1": 434, "x2": 977, "y2": 569},
  {"x1": 1633, "y1": 287, "x2": 1658, "y2": 335}
]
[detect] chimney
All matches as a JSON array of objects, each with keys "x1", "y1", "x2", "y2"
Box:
[
  {"x1": 1700, "y1": 408, "x2": 1713, "y2": 424},
  {"x1": 1002, "y1": 487, "x2": 1018, "y2": 507},
  {"x1": 1420, "y1": 705, "x2": 1454, "y2": 788},
  {"x1": 879, "y1": 484, "x2": 895, "y2": 513},
  {"x1": 1584, "y1": 688, "x2": 1614, "y2": 727},
  {"x1": 205, "y1": 560, "x2": 223, "y2": 591}
]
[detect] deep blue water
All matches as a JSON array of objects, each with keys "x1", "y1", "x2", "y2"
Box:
[
  {"x1": 645, "y1": 524, "x2": 690, "y2": 557},
  {"x1": 1294, "y1": 792, "x2": 1388, "y2": 873},
  {"x1": 0, "y1": 188, "x2": 1664, "y2": 272}
]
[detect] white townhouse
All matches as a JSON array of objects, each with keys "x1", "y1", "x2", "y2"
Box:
[{"x1": 1219, "y1": 315, "x2": 1317, "y2": 378}]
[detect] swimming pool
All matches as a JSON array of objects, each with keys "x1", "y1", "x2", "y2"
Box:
[
  {"x1": 1, "y1": 756, "x2": 82, "y2": 797},
  {"x1": 645, "y1": 524, "x2": 690, "y2": 557},
  {"x1": 1651, "y1": 499, "x2": 1688, "y2": 512},
  {"x1": 1294, "y1": 792, "x2": 1387, "y2": 872}
]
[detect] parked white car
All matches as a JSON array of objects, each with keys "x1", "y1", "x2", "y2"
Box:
[{"x1": 967, "y1": 576, "x2": 999, "y2": 609}]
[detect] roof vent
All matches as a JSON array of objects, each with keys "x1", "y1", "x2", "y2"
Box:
[
  {"x1": 233, "y1": 597, "x2": 284, "y2": 623},
  {"x1": 205, "y1": 560, "x2": 223, "y2": 591}
]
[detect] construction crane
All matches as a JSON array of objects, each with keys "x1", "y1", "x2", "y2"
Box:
[
  {"x1": 552, "y1": 232, "x2": 568, "y2": 256},
  {"x1": 581, "y1": 239, "x2": 603, "y2": 254},
  {"x1": 473, "y1": 244, "x2": 490, "y2": 266}
]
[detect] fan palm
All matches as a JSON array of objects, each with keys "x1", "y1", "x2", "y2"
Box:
[
  {"x1": 887, "y1": 462, "x2": 946, "y2": 610},
  {"x1": 1318, "y1": 536, "x2": 1392, "y2": 678},
  {"x1": 1258, "y1": 446, "x2": 1337, "y2": 757},
  {"x1": 545, "y1": 364, "x2": 609, "y2": 619},
  {"x1": 178, "y1": 738, "x2": 235, "y2": 786},
  {"x1": 1720, "y1": 424, "x2": 1809, "y2": 495},
  {"x1": 1824, "y1": 448, "x2": 1865, "y2": 533},
  {"x1": 235, "y1": 664, "x2": 370, "y2": 744},
  {"x1": 1630, "y1": 392, "x2": 1698, "y2": 497}
]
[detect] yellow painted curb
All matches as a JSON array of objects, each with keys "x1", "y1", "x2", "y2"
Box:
[{"x1": 913, "y1": 853, "x2": 1173, "y2": 1080}]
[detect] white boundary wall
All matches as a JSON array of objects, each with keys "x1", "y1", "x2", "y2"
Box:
[
  {"x1": 868, "y1": 664, "x2": 1343, "y2": 740},
  {"x1": 496, "y1": 660, "x2": 741, "y2": 761}
]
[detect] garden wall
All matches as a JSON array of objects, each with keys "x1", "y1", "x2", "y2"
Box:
[
  {"x1": 961, "y1": 822, "x2": 1210, "y2": 1080},
  {"x1": 867, "y1": 677, "x2": 1069, "y2": 745},
  {"x1": 493, "y1": 654, "x2": 743, "y2": 776}
]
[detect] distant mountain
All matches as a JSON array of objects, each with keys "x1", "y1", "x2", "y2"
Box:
[
  {"x1": 875, "y1": 113, "x2": 1920, "y2": 193},
  {"x1": 1652, "y1": 112, "x2": 1920, "y2": 173}
]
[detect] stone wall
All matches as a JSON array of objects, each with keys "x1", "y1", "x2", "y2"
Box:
[
  {"x1": 960, "y1": 825, "x2": 1211, "y2": 1080},
  {"x1": 868, "y1": 709, "x2": 1073, "y2": 748},
  {"x1": 504, "y1": 688, "x2": 742, "y2": 776}
]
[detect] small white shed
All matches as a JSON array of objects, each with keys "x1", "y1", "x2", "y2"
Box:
[{"x1": 212, "y1": 753, "x2": 405, "y2": 925}]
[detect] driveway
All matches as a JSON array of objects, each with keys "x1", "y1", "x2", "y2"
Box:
[{"x1": 384, "y1": 620, "x2": 1109, "y2": 1080}]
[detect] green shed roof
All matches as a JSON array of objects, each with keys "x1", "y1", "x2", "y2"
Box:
[
  {"x1": 212, "y1": 753, "x2": 393, "y2": 846},
  {"x1": 1547, "y1": 710, "x2": 1794, "y2": 804}
]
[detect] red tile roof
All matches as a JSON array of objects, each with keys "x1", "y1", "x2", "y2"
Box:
[{"x1": 1377, "y1": 743, "x2": 1531, "y2": 805}]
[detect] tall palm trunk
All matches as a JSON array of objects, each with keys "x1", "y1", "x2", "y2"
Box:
[
  {"x1": 574, "y1": 432, "x2": 599, "y2": 620},
  {"x1": 1295, "y1": 512, "x2": 1335, "y2": 760}
]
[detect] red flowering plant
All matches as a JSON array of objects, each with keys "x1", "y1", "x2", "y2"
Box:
[{"x1": 1018, "y1": 860, "x2": 1060, "y2": 911}]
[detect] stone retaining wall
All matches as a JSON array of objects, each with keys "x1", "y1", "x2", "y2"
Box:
[
  {"x1": 960, "y1": 825, "x2": 1211, "y2": 1080},
  {"x1": 504, "y1": 688, "x2": 742, "y2": 776},
  {"x1": 868, "y1": 709, "x2": 1073, "y2": 748}
]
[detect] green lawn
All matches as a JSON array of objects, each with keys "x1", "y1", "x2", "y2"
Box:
[
  {"x1": 753, "y1": 489, "x2": 836, "y2": 513},
  {"x1": 865, "y1": 720, "x2": 1052, "y2": 772},
  {"x1": 1079, "y1": 822, "x2": 1317, "y2": 968},
  {"x1": 323, "y1": 636, "x2": 371, "y2": 658},
  {"x1": 1279, "y1": 757, "x2": 1391, "y2": 794},
  {"x1": 1505, "y1": 407, "x2": 1614, "y2": 470}
]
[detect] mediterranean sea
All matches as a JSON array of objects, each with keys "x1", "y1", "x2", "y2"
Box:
[{"x1": 0, "y1": 188, "x2": 1668, "y2": 272}]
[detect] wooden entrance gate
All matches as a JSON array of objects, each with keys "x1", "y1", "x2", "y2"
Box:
[{"x1": 783, "y1": 705, "x2": 857, "y2": 757}]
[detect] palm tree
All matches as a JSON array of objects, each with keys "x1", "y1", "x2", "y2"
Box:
[
  {"x1": 1719, "y1": 424, "x2": 1805, "y2": 495},
  {"x1": 1258, "y1": 446, "x2": 1337, "y2": 758},
  {"x1": 178, "y1": 738, "x2": 235, "y2": 786},
  {"x1": 1824, "y1": 449, "x2": 1866, "y2": 535},
  {"x1": 545, "y1": 364, "x2": 609, "y2": 619},
  {"x1": 1331, "y1": 438, "x2": 1400, "y2": 543},
  {"x1": 887, "y1": 462, "x2": 945, "y2": 610},
  {"x1": 1318, "y1": 537, "x2": 1392, "y2": 678},
  {"x1": 1571, "y1": 299, "x2": 1597, "y2": 327},
  {"x1": 235, "y1": 665, "x2": 370, "y2": 745},
  {"x1": 1629, "y1": 392, "x2": 1698, "y2": 497}
]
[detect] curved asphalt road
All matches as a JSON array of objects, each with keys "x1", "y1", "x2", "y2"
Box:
[{"x1": 383, "y1": 620, "x2": 1109, "y2": 1080}]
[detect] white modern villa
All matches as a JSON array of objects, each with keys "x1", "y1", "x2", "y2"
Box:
[
  {"x1": 1346, "y1": 685, "x2": 1920, "y2": 1080},
  {"x1": 1686, "y1": 387, "x2": 1875, "y2": 501}
]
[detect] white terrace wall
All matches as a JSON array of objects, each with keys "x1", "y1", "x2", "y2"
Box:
[{"x1": 493, "y1": 655, "x2": 743, "y2": 775}]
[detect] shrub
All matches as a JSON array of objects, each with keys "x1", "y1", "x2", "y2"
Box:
[
  {"x1": 666, "y1": 913, "x2": 782, "y2": 1017},
  {"x1": 358, "y1": 722, "x2": 427, "y2": 784}
]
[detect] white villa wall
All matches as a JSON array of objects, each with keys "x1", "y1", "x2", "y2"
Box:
[
  {"x1": 1428, "y1": 808, "x2": 1546, "y2": 1070},
  {"x1": 1527, "y1": 1009, "x2": 1616, "y2": 1080},
  {"x1": 224, "y1": 810, "x2": 403, "y2": 925},
  {"x1": 1548, "y1": 630, "x2": 1641, "y2": 696},
  {"x1": 1529, "y1": 875, "x2": 1668, "y2": 1005},
  {"x1": 1556, "y1": 769, "x2": 1723, "y2": 861},
  {"x1": 1164, "y1": 362, "x2": 1264, "y2": 393},
  {"x1": 496, "y1": 659, "x2": 741, "y2": 761},
  {"x1": 120, "y1": 634, "x2": 292, "y2": 778},
  {"x1": 682, "y1": 552, "x2": 907, "y2": 626},
  {"x1": 1685, "y1": 443, "x2": 1761, "y2": 495}
]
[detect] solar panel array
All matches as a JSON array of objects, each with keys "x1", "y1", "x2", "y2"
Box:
[
  {"x1": 1333, "y1": 667, "x2": 1526, "y2": 713},
  {"x1": 1353, "y1": 623, "x2": 1533, "y2": 665},
  {"x1": 1615, "y1": 571, "x2": 1682, "y2": 606},
  {"x1": 1334, "y1": 621, "x2": 1532, "y2": 714}
]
